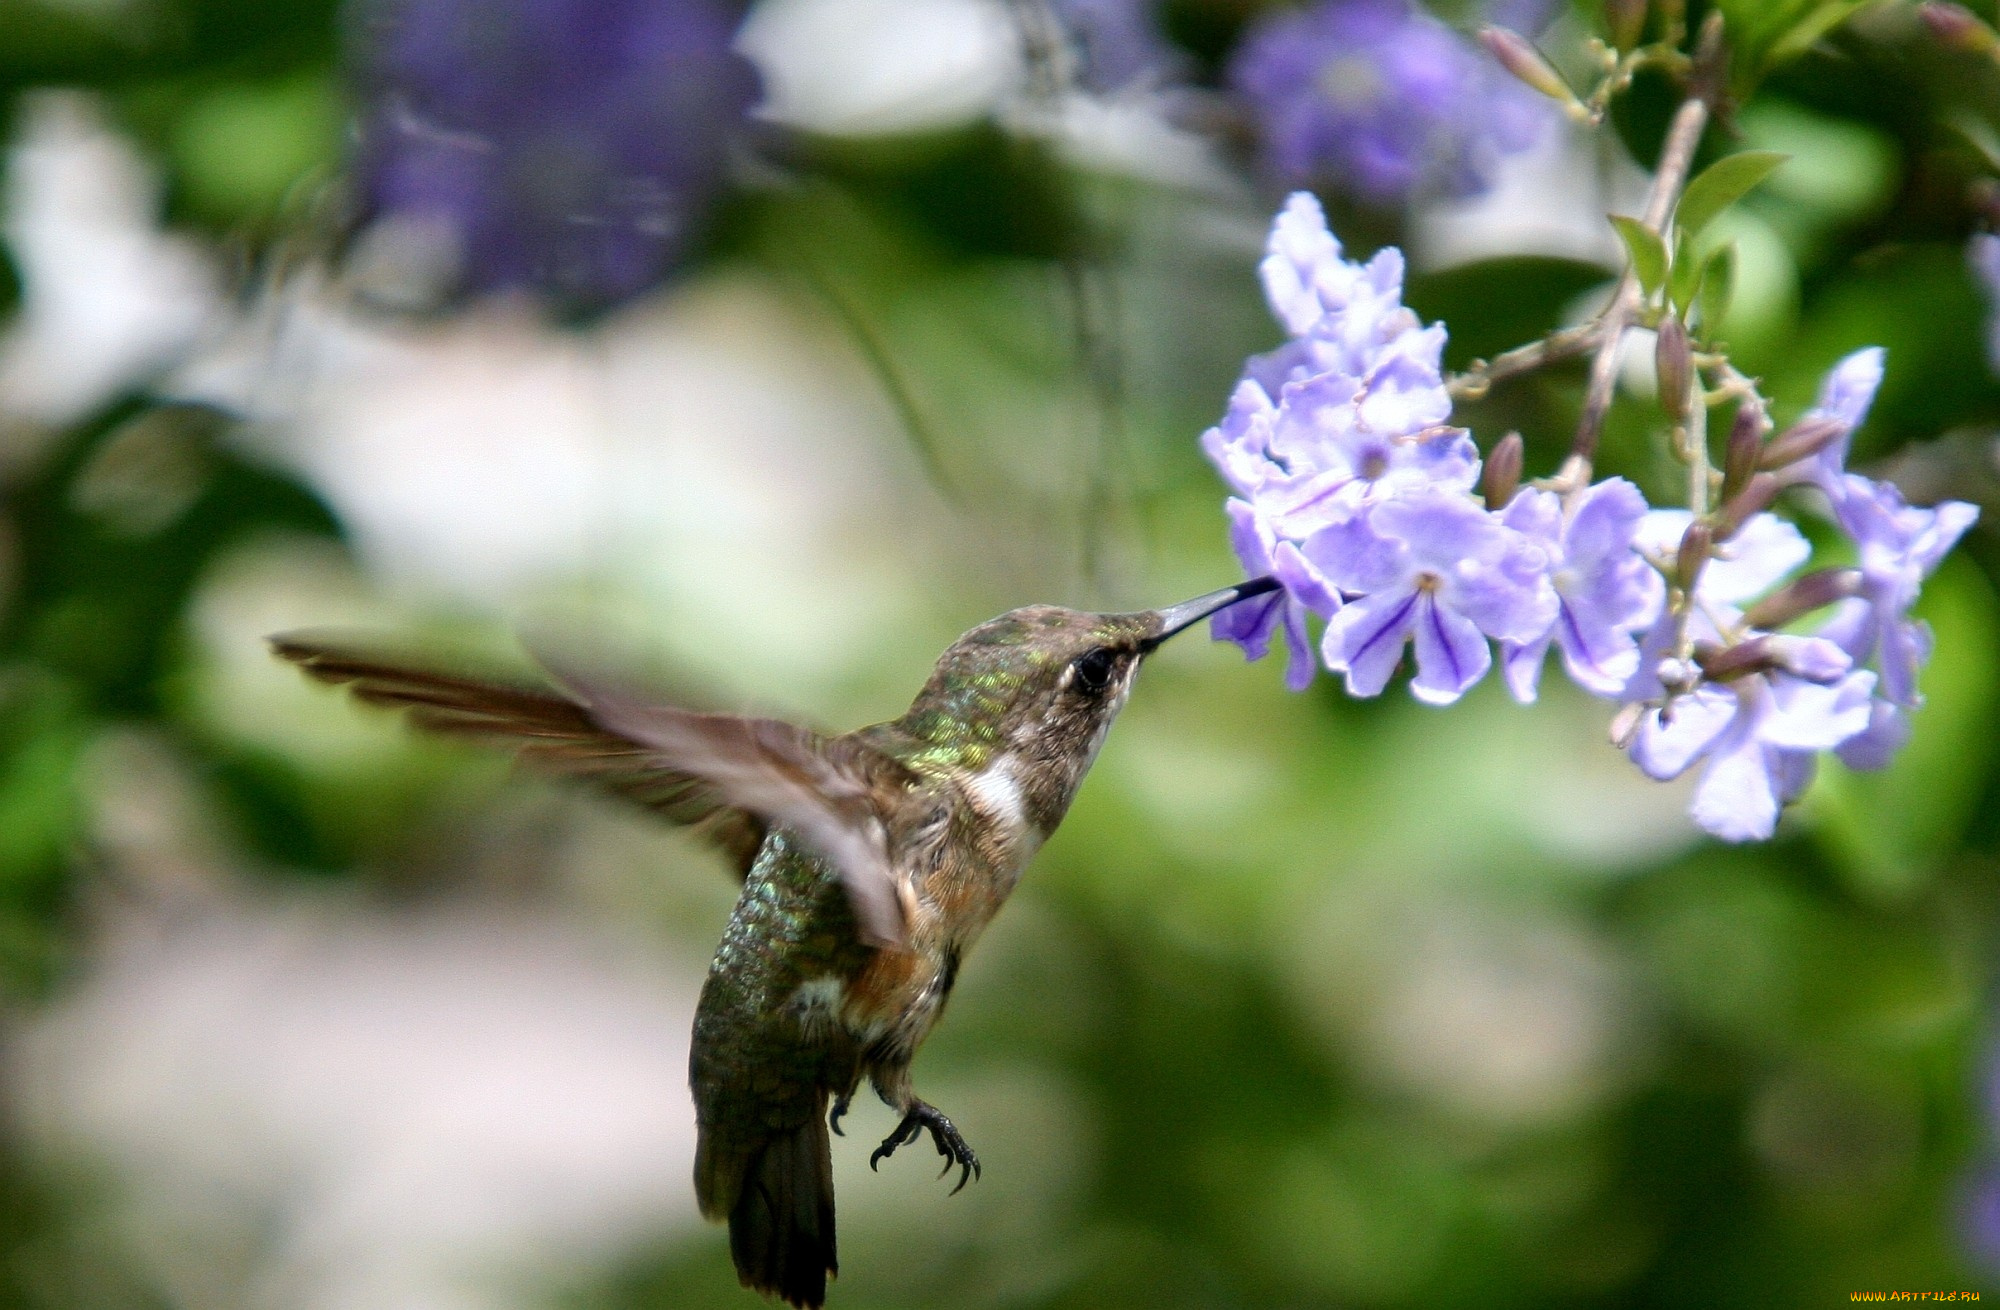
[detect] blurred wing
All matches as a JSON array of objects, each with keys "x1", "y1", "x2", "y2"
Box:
[
  {"x1": 553, "y1": 667, "x2": 920, "y2": 948},
  {"x1": 269, "y1": 633, "x2": 770, "y2": 875}
]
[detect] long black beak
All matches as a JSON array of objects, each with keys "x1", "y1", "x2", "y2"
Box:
[{"x1": 1140, "y1": 576, "x2": 1282, "y2": 651}]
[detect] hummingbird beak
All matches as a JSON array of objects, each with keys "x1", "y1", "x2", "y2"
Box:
[{"x1": 1141, "y1": 576, "x2": 1282, "y2": 651}]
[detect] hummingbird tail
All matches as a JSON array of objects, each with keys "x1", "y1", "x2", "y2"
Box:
[{"x1": 699, "y1": 1104, "x2": 838, "y2": 1309}]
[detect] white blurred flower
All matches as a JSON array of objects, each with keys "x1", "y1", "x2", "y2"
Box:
[
  {"x1": 18, "y1": 896, "x2": 705, "y2": 1310},
  {"x1": 738, "y1": 0, "x2": 1024, "y2": 135},
  {"x1": 0, "y1": 92, "x2": 224, "y2": 430}
]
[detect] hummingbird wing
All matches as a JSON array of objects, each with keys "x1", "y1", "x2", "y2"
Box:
[
  {"x1": 550, "y1": 667, "x2": 920, "y2": 949},
  {"x1": 269, "y1": 633, "x2": 771, "y2": 874},
  {"x1": 270, "y1": 634, "x2": 921, "y2": 946}
]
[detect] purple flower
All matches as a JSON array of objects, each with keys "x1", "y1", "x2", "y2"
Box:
[
  {"x1": 1052, "y1": 0, "x2": 1182, "y2": 93},
  {"x1": 348, "y1": 0, "x2": 759, "y2": 313},
  {"x1": 1499, "y1": 479, "x2": 1666, "y2": 701},
  {"x1": 1633, "y1": 508, "x2": 1810, "y2": 616},
  {"x1": 1777, "y1": 347, "x2": 1982, "y2": 769},
  {"x1": 1801, "y1": 346, "x2": 1885, "y2": 492},
  {"x1": 1217, "y1": 498, "x2": 1338, "y2": 691},
  {"x1": 1315, "y1": 487, "x2": 1557, "y2": 703},
  {"x1": 1816, "y1": 476, "x2": 1979, "y2": 768},
  {"x1": 1256, "y1": 192, "x2": 1424, "y2": 357},
  {"x1": 1972, "y1": 234, "x2": 2000, "y2": 376},
  {"x1": 1205, "y1": 193, "x2": 1494, "y2": 688},
  {"x1": 1200, "y1": 195, "x2": 1475, "y2": 530},
  {"x1": 1227, "y1": 0, "x2": 1552, "y2": 206},
  {"x1": 1627, "y1": 661, "x2": 1877, "y2": 842}
]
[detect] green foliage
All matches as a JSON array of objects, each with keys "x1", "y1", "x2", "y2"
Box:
[
  {"x1": 1674, "y1": 150, "x2": 1790, "y2": 240},
  {"x1": 1610, "y1": 214, "x2": 1669, "y2": 297}
]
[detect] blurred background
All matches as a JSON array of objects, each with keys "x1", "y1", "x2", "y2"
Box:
[{"x1": 1, "y1": 0, "x2": 1999, "y2": 1306}]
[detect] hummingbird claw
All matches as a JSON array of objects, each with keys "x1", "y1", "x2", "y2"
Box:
[
  {"x1": 829, "y1": 1094, "x2": 850, "y2": 1137},
  {"x1": 870, "y1": 1100, "x2": 980, "y2": 1195}
]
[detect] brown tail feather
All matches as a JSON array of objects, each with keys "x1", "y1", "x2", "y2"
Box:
[{"x1": 698, "y1": 1109, "x2": 837, "y2": 1309}]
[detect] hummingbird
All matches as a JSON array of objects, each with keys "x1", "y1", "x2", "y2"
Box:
[{"x1": 270, "y1": 576, "x2": 1278, "y2": 1308}]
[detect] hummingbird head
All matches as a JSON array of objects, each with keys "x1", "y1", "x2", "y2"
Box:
[{"x1": 899, "y1": 578, "x2": 1279, "y2": 835}]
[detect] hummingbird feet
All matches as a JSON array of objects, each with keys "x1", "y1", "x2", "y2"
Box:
[
  {"x1": 828, "y1": 1093, "x2": 850, "y2": 1136},
  {"x1": 868, "y1": 1101, "x2": 981, "y2": 1194}
]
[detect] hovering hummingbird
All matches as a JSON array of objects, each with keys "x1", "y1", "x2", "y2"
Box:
[{"x1": 270, "y1": 576, "x2": 1277, "y2": 1308}]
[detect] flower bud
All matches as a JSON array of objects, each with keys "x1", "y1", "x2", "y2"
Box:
[
  {"x1": 1758, "y1": 415, "x2": 1847, "y2": 471},
  {"x1": 1606, "y1": 0, "x2": 1648, "y2": 50},
  {"x1": 1655, "y1": 656, "x2": 1699, "y2": 694},
  {"x1": 1920, "y1": 2, "x2": 1998, "y2": 53},
  {"x1": 1674, "y1": 520, "x2": 1711, "y2": 595},
  {"x1": 1609, "y1": 700, "x2": 1645, "y2": 748},
  {"x1": 1765, "y1": 635, "x2": 1853, "y2": 683},
  {"x1": 1741, "y1": 567, "x2": 1864, "y2": 630},
  {"x1": 1479, "y1": 27, "x2": 1576, "y2": 105},
  {"x1": 1482, "y1": 432, "x2": 1525, "y2": 509},
  {"x1": 1719, "y1": 401, "x2": 1764, "y2": 503},
  {"x1": 1697, "y1": 634, "x2": 1852, "y2": 684},
  {"x1": 1656, "y1": 316, "x2": 1693, "y2": 422},
  {"x1": 1712, "y1": 472, "x2": 1780, "y2": 541}
]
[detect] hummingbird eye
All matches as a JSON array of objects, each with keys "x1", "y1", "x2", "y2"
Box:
[{"x1": 1071, "y1": 647, "x2": 1118, "y2": 696}]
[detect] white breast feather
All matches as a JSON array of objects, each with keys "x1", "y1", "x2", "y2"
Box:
[{"x1": 965, "y1": 753, "x2": 1042, "y2": 861}]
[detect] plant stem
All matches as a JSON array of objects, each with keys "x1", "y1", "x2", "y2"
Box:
[
  {"x1": 1565, "y1": 12, "x2": 1725, "y2": 483},
  {"x1": 1446, "y1": 321, "x2": 1605, "y2": 401}
]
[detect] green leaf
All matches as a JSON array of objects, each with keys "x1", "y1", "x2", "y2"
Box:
[
  {"x1": 1696, "y1": 243, "x2": 1736, "y2": 335},
  {"x1": 1761, "y1": 0, "x2": 1874, "y2": 70},
  {"x1": 1668, "y1": 229, "x2": 1702, "y2": 316},
  {"x1": 1675, "y1": 151, "x2": 1789, "y2": 238},
  {"x1": 1608, "y1": 215, "x2": 1667, "y2": 298}
]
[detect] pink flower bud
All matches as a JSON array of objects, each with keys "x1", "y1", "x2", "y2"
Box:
[
  {"x1": 1758, "y1": 415, "x2": 1847, "y2": 471},
  {"x1": 1921, "y1": 2, "x2": 1998, "y2": 53},
  {"x1": 1482, "y1": 432, "x2": 1525, "y2": 509},
  {"x1": 1478, "y1": 27, "x2": 1575, "y2": 105},
  {"x1": 1656, "y1": 317, "x2": 1693, "y2": 422},
  {"x1": 1720, "y1": 402, "x2": 1764, "y2": 503},
  {"x1": 1675, "y1": 521, "x2": 1711, "y2": 593}
]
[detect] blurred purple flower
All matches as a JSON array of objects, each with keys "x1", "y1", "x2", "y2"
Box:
[
  {"x1": 349, "y1": 0, "x2": 759, "y2": 313},
  {"x1": 1632, "y1": 508, "x2": 1811, "y2": 627},
  {"x1": 1972, "y1": 234, "x2": 2000, "y2": 375},
  {"x1": 1817, "y1": 476, "x2": 1979, "y2": 768},
  {"x1": 1499, "y1": 479, "x2": 1665, "y2": 701},
  {"x1": 1227, "y1": 0, "x2": 1552, "y2": 206},
  {"x1": 1966, "y1": 1169, "x2": 2000, "y2": 1271},
  {"x1": 1052, "y1": 0, "x2": 1182, "y2": 93},
  {"x1": 1778, "y1": 347, "x2": 1982, "y2": 769},
  {"x1": 1800, "y1": 346, "x2": 1885, "y2": 492},
  {"x1": 1626, "y1": 660, "x2": 1876, "y2": 842},
  {"x1": 1315, "y1": 487, "x2": 1557, "y2": 703}
]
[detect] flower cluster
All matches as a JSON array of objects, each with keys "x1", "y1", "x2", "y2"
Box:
[
  {"x1": 1227, "y1": 0, "x2": 1552, "y2": 206},
  {"x1": 347, "y1": 0, "x2": 760, "y2": 315},
  {"x1": 1207, "y1": 194, "x2": 1980, "y2": 843}
]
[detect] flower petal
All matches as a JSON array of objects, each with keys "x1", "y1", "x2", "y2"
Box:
[
  {"x1": 1554, "y1": 595, "x2": 1644, "y2": 696},
  {"x1": 1323, "y1": 587, "x2": 1419, "y2": 697},
  {"x1": 1628, "y1": 686, "x2": 1736, "y2": 781},
  {"x1": 1563, "y1": 477, "x2": 1651, "y2": 570},
  {"x1": 1260, "y1": 192, "x2": 1342, "y2": 337},
  {"x1": 1501, "y1": 631, "x2": 1552, "y2": 704},
  {"x1": 1272, "y1": 538, "x2": 1343, "y2": 616},
  {"x1": 1834, "y1": 699, "x2": 1911, "y2": 770},
  {"x1": 1409, "y1": 593, "x2": 1491, "y2": 704},
  {"x1": 1281, "y1": 595, "x2": 1317, "y2": 692},
  {"x1": 1688, "y1": 732, "x2": 1781, "y2": 842},
  {"x1": 1760, "y1": 670, "x2": 1876, "y2": 750}
]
